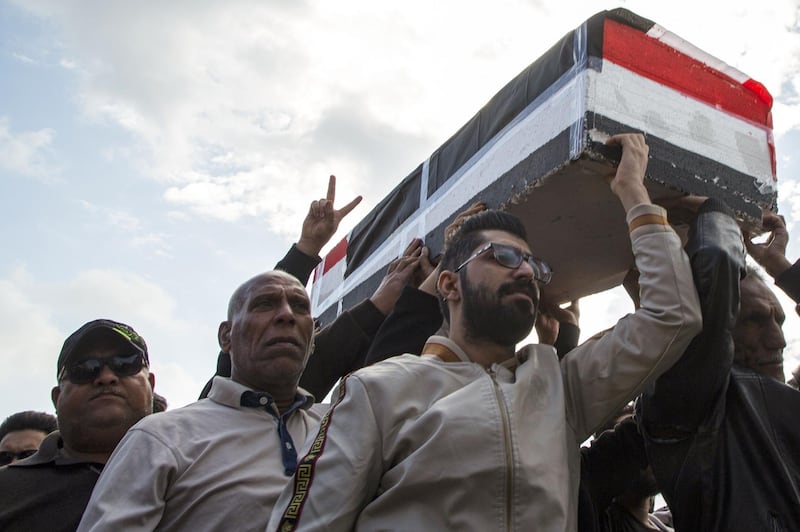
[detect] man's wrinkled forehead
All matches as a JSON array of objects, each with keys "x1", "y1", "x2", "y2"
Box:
[
  {"x1": 741, "y1": 275, "x2": 781, "y2": 309},
  {"x1": 245, "y1": 271, "x2": 307, "y2": 298}
]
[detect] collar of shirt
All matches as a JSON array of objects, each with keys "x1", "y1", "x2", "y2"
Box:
[
  {"x1": 8, "y1": 431, "x2": 103, "y2": 469},
  {"x1": 209, "y1": 376, "x2": 314, "y2": 476}
]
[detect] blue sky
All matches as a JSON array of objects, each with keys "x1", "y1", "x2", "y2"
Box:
[{"x1": 2, "y1": 0, "x2": 799, "y2": 419}]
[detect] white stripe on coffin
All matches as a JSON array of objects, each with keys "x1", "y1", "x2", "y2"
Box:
[
  {"x1": 588, "y1": 60, "x2": 775, "y2": 193},
  {"x1": 311, "y1": 67, "x2": 589, "y2": 315}
]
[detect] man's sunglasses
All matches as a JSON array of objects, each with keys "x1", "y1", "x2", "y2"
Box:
[
  {"x1": 59, "y1": 353, "x2": 146, "y2": 385},
  {"x1": 456, "y1": 242, "x2": 553, "y2": 284},
  {"x1": 0, "y1": 449, "x2": 37, "y2": 465}
]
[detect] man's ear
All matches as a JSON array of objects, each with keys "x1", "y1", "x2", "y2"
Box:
[
  {"x1": 51, "y1": 386, "x2": 61, "y2": 410},
  {"x1": 437, "y1": 269, "x2": 461, "y2": 304},
  {"x1": 148, "y1": 371, "x2": 156, "y2": 391},
  {"x1": 218, "y1": 322, "x2": 232, "y2": 352}
]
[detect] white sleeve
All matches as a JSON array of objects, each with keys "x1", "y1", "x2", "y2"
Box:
[
  {"x1": 77, "y1": 427, "x2": 176, "y2": 531},
  {"x1": 561, "y1": 204, "x2": 702, "y2": 441}
]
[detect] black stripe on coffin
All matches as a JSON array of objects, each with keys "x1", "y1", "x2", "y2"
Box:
[
  {"x1": 425, "y1": 21, "x2": 584, "y2": 199},
  {"x1": 585, "y1": 8, "x2": 654, "y2": 65},
  {"x1": 587, "y1": 113, "x2": 776, "y2": 221},
  {"x1": 315, "y1": 129, "x2": 574, "y2": 327},
  {"x1": 344, "y1": 163, "x2": 422, "y2": 279},
  {"x1": 605, "y1": 8, "x2": 656, "y2": 34}
]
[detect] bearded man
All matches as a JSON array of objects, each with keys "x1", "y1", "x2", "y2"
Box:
[{"x1": 269, "y1": 133, "x2": 702, "y2": 531}]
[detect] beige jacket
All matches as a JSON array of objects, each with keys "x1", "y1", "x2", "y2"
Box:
[{"x1": 269, "y1": 204, "x2": 702, "y2": 532}]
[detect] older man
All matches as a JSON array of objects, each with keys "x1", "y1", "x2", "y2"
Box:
[
  {"x1": 638, "y1": 206, "x2": 800, "y2": 531},
  {"x1": 269, "y1": 134, "x2": 702, "y2": 531},
  {"x1": 78, "y1": 270, "x2": 325, "y2": 531},
  {"x1": 0, "y1": 319, "x2": 155, "y2": 532}
]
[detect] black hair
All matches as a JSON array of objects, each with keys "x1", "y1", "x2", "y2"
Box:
[
  {"x1": 152, "y1": 393, "x2": 168, "y2": 413},
  {"x1": 0, "y1": 411, "x2": 58, "y2": 442},
  {"x1": 438, "y1": 210, "x2": 528, "y2": 321}
]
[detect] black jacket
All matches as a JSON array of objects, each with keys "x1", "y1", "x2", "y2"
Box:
[{"x1": 638, "y1": 199, "x2": 800, "y2": 532}]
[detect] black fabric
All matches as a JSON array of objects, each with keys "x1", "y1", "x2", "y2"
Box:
[
  {"x1": 275, "y1": 243, "x2": 321, "y2": 284},
  {"x1": 582, "y1": 418, "x2": 649, "y2": 516},
  {"x1": 638, "y1": 200, "x2": 800, "y2": 532},
  {"x1": 364, "y1": 286, "x2": 443, "y2": 365},
  {"x1": 600, "y1": 502, "x2": 660, "y2": 532},
  {"x1": 587, "y1": 114, "x2": 772, "y2": 220},
  {"x1": 0, "y1": 433, "x2": 103, "y2": 532},
  {"x1": 345, "y1": 165, "x2": 421, "y2": 279},
  {"x1": 298, "y1": 299, "x2": 386, "y2": 400},
  {"x1": 578, "y1": 417, "x2": 652, "y2": 532},
  {"x1": 554, "y1": 322, "x2": 580, "y2": 359}
]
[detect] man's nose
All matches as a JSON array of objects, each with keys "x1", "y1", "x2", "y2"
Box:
[
  {"x1": 93, "y1": 364, "x2": 119, "y2": 385},
  {"x1": 274, "y1": 297, "x2": 298, "y2": 323},
  {"x1": 514, "y1": 258, "x2": 536, "y2": 280},
  {"x1": 765, "y1": 315, "x2": 787, "y2": 350}
]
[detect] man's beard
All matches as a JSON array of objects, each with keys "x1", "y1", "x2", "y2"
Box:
[{"x1": 461, "y1": 274, "x2": 538, "y2": 346}]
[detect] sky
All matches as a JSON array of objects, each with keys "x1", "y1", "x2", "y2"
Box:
[{"x1": 1, "y1": 0, "x2": 800, "y2": 420}]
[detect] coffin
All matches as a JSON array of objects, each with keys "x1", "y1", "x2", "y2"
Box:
[{"x1": 311, "y1": 8, "x2": 776, "y2": 325}]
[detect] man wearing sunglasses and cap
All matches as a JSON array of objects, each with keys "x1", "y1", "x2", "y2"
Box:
[
  {"x1": 269, "y1": 133, "x2": 702, "y2": 531},
  {"x1": 78, "y1": 270, "x2": 323, "y2": 531},
  {"x1": 0, "y1": 319, "x2": 154, "y2": 532}
]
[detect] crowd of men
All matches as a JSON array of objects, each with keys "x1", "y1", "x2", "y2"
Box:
[{"x1": 0, "y1": 136, "x2": 798, "y2": 531}]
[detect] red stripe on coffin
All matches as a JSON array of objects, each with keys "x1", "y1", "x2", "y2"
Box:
[
  {"x1": 318, "y1": 236, "x2": 348, "y2": 281},
  {"x1": 602, "y1": 18, "x2": 771, "y2": 127}
]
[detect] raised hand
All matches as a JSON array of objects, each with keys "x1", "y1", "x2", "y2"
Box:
[
  {"x1": 297, "y1": 175, "x2": 363, "y2": 257},
  {"x1": 535, "y1": 298, "x2": 580, "y2": 345},
  {"x1": 605, "y1": 133, "x2": 650, "y2": 212},
  {"x1": 369, "y1": 239, "x2": 424, "y2": 315},
  {"x1": 745, "y1": 211, "x2": 792, "y2": 278},
  {"x1": 444, "y1": 201, "x2": 487, "y2": 249}
]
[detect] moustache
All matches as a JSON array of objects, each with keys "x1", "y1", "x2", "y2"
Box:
[
  {"x1": 91, "y1": 387, "x2": 125, "y2": 400},
  {"x1": 499, "y1": 280, "x2": 539, "y2": 304}
]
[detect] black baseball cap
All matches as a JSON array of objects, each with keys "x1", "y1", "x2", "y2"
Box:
[{"x1": 57, "y1": 319, "x2": 149, "y2": 378}]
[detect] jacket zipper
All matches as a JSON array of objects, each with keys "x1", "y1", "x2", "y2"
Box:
[{"x1": 488, "y1": 368, "x2": 513, "y2": 531}]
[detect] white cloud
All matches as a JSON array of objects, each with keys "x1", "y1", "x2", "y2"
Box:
[
  {"x1": 9, "y1": 0, "x2": 800, "y2": 240},
  {"x1": 0, "y1": 117, "x2": 58, "y2": 180},
  {"x1": 0, "y1": 267, "x2": 65, "y2": 378},
  {"x1": 79, "y1": 200, "x2": 142, "y2": 231},
  {"x1": 12, "y1": 52, "x2": 36, "y2": 65}
]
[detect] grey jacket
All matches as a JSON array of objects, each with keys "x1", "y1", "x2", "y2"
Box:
[{"x1": 269, "y1": 204, "x2": 702, "y2": 532}]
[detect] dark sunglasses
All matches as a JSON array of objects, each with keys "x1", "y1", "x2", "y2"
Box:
[
  {"x1": 0, "y1": 449, "x2": 37, "y2": 465},
  {"x1": 456, "y1": 242, "x2": 553, "y2": 284},
  {"x1": 59, "y1": 353, "x2": 146, "y2": 385}
]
